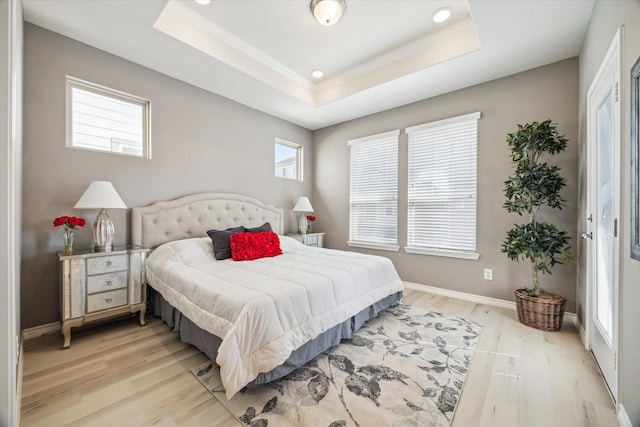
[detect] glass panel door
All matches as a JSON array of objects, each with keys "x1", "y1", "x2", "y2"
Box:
[
  {"x1": 595, "y1": 92, "x2": 614, "y2": 344},
  {"x1": 587, "y1": 28, "x2": 620, "y2": 400}
]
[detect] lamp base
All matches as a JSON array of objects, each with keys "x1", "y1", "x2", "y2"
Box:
[
  {"x1": 298, "y1": 213, "x2": 309, "y2": 235},
  {"x1": 93, "y1": 208, "x2": 116, "y2": 252}
]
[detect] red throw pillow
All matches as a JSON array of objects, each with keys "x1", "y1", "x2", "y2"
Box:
[{"x1": 230, "y1": 231, "x2": 282, "y2": 261}]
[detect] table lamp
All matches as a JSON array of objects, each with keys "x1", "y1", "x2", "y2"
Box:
[
  {"x1": 74, "y1": 181, "x2": 127, "y2": 252},
  {"x1": 293, "y1": 196, "x2": 314, "y2": 235}
]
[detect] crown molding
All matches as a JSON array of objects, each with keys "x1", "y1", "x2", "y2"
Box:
[
  {"x1": 320, "y1": 19, "x2": 479, "y2": 89},
  {"x1": 154, "y1": 1, "x2": 316, "y2": 106},
  {"x1": 154, "y1": 1, "x2": 480, "y2": 108},
  {"x1": 164, "y1": 1, "x2": 313, "y2": 89}
]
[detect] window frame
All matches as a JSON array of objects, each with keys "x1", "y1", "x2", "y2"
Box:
[
  {"x1": 65, "y1": 76, "x2": 151, "y2": 159},
  {"x1": 405, "y1": 112, "x2": 481, "y2": 260},
  {"x1": 274, "y1": 138, "x2": 303, "y2": 181},
  {"x1": 347, "y1": 129, "x2": 400, "y2": 252}
]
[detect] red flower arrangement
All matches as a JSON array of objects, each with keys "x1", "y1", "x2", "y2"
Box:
[
  {"x1": 53, "y1": 216, "x2": 86, "y2": 230},
  {"x1": 306, "y1": 215, "x2": 316, "y2": 222},
  {"x1": 54, "y1": 216, "x2": 86, "y2": 255}
]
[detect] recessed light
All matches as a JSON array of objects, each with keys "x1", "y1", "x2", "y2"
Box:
[
  {"x1": 195, "y1": 0, "x2": 211, "y2": 5},
  {"x1": 311, "y1": 70, "x2": 324, "y2": 79},
  {"x1": 433, "y1": 7, "x2": 451, "y2": 23}
]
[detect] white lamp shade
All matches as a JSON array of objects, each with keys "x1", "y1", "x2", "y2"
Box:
[
  {"x1": 74, "y1": 181, "x2": 127, "y2": 209},
  {"x1": 293, "y1": 196, "x2": 314, "y2": 212}
]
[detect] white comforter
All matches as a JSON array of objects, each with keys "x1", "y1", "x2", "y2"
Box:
[{"x1": 146, "y1": 235, "x2": 403, "y2": 398}]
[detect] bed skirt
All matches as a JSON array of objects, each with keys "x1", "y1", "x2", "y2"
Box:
[{"x1": 149, "y1": 287, "x2": 403, "y2": 387}]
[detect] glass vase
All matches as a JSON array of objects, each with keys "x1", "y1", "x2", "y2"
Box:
[
  {"x1": 306, "y1": 222, "x2": 313, "y2": 234},
  {"x1": 63, "y1": 228, "x2": 74, "y2": 255}
]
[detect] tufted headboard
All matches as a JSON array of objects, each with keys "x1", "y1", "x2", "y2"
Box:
[{"x1": 131, "y1": 193, "x2": 284, "y2": 249}]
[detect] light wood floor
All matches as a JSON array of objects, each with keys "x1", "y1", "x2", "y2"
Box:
[{"x1": 20, "y1": 289, "x2": 619, "y2": 426}]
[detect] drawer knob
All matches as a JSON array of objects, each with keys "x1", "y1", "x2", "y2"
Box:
[
  {"x1": 105, "y1": 281, "x2": 112, "y2": 286},
  {"x1": 106, "y1": 261, "x2": 113, "y2": 266},
  {"x1": 105, "y1": 298, "x2": 113, "y2": 303}
]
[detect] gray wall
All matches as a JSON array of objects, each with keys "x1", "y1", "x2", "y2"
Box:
[
  {"x1": 21, "y1": 24, "x2": 312, "y2": 329},
  {"x1": 312, "y1": 58, "x2": 579, "y2": 311},
  {"x1": 577, "y1": 0, "x2": 640, "y2": 424}
]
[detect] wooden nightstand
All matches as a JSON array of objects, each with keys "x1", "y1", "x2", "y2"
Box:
[
  {"x1": 58, "y1": 246, "x2": 149, "y2": 348},
  {"x1": 286, "y1": 232, "x2": 325, "y2": 248}
]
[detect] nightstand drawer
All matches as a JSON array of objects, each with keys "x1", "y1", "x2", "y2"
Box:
[
  {"x1": 305, "y1": 234, "x2": 318, "y2": 246},
  {"x1": 87, "y1": 289, "x2": 127, "y2": 312},
  {"x1": 87, "y1": 271, "x2": 127, "y2": 294},
  {"x1": 286, "y1": 232, "x2": 325, "y2": 248},
  {"x1": 87, "y1": 255, "x2": 127, "y2": 275}
]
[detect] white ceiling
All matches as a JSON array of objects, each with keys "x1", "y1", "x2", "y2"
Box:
[{"x1": 22, "y1": 0, "x2": 595, "y2": 131}]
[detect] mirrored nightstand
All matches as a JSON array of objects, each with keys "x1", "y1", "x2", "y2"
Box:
[{"x1": 57, "y1": 246, "x2": 149, "y2": 348}]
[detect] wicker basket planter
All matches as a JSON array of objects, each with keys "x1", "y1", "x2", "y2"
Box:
[{"x1": 514, "y1": 289, "x2": 566, "y2": 331}]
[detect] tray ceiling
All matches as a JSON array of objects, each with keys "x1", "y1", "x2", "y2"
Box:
[{"x1": 23, "y1": 0, "x2": 595, "y2": 130}]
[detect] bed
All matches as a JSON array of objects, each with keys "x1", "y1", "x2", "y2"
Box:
[{"x1": 131, "y1": 193, "x2": 404, "y2": 398}]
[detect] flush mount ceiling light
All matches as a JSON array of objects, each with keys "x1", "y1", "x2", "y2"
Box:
[
  {"x1": 311, "y1": 70, "x2": 324, "y2": 79},
  {"x1": 310, "y1": 0, "x2": 346, "y2": 26},
  {"x1": 195, "y1": 0, "x2": 210, "y2": 5},
  {"x1": 433, "y1": 7, "x2": 451, "y2": 23}
]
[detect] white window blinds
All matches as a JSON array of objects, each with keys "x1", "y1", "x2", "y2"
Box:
[
  {"x1": 66, "y1": 77, "x2": 151, "y2": 158},
  {"x1": 348, "y1": 130, "x2": 399, "y2": 251},
  {"x1": 406, "y1": 112, "x2": 480, "y2": 257}
]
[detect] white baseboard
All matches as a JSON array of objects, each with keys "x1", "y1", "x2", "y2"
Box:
[
  {"x1": 577, "y1": 320, "x2": 588, "y2": 349},
  {"x1": 22, "y1": 321, "x2": 60, "y2": 340},
  {"x1": 23, "y1": 284, "x2": 579, "y2": 338},
  {"x1": 617, "y1": 403, "x2": 632, "y2": 427},
  {"x1": 16, "y1": 337, "x2": 23, "y2": 427},
  {"x1": 403, "y1": 281, "x2": 578, "y2": 327}
]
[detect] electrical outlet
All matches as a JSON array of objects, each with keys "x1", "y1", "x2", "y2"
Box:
[{"x1": 483, "y1": 268, "x2": 493, "y2": 280}]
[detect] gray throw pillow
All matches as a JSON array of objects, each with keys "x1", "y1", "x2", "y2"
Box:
[
  {"x1": 245, "y1": 222, "x2": 272, "y2": 233},
  {"x1": 207, "y1": 226, "x2": 246, "y2": 260}
]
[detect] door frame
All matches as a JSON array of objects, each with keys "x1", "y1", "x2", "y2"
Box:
[
  {"x1": 0, "y1": 0, "x2": 22, "y2": 425},
  {"x1": 584, "y1": 26, "x2": 622, "y2": 401}
]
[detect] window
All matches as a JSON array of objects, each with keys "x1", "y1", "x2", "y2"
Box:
[
  {"x1": 66, "y1": 76, "x2": 151, "y2": 158},
  {"x1": 275, "y1": 139, "x2": 302, "y2": 180},
  {"x1": 348, "y1": 129, "x2": 399, "y2": 251},
  {"x1": 406, "y1": 112, "x2": 480, "y2": 259}
]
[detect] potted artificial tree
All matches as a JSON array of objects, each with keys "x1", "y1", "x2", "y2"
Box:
[{"x1": 501, "y1": 120, "x2": 573, "y2": 331}]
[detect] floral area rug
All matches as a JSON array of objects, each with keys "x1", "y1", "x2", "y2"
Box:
[{"x1": 190, "y1": 304, "x2": 483, "y2": 427}]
